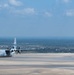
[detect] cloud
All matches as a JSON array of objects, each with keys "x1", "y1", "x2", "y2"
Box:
[
  {"x1": 63, "y1": 0, "x2": 72, "y2": 3},
  {"x1": 0, "y1": 0, "x2": 22, "y2": 9},
  {"x1": 0, "y1": 0, "x2": 36, "y2": 16},
  {"x1": 0, "y1": 3, "x2": 9, "y2": 9},
  {"x1": 11, "y1": 8, "x2": 36, "y2": 15},
  {"x1": 56, "y1": 0, "x2": 71, "y2": 3},
  {"x1": 9, "y1": 0, "x2": 22, "y2": 6},
  {"x1": 65, "y1": 10, "x2": 74, "y2": 16},
  {"x1": 3, "y1": 4, "x2": 9, "y2": 8},
  {"x1": 44, "y1": 12, "x2": 52, "y2": 17}
]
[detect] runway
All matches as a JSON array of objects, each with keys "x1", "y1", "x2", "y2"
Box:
[{"x1": 0, "y1": 53, "x2": 74, "y2": 75}]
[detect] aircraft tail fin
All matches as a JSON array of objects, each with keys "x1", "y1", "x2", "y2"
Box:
[
  {"x1": 13, "y1": 38, "x2": 17, "y2": 50},
  {"x1": 10, "y1": 38, "x2": 21, "y2": 54}
]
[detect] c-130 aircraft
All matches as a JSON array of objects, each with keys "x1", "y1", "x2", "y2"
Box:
[{"x1": 0, "y1": 38, "x2": 21, "y2": 57}]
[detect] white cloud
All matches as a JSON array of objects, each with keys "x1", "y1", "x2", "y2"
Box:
[
  {"x1": 9, "y1": 0, "x2": 22, "y2": 6},
  {"x1": 0, "y1": 0, "x2": 36, "y2": 16},
  {"x1": 44, "y1": 12, "x2": 52, "y2": 17},
  {"x1": 56, "y1": 0, "x2": 71, "y2": 3},
  {"x1": 63, "y1": 0, "x2": 71, "y2": 3},
  {"x1": 66, "y1": 10, "x2": 74, "y2": 16},
  {"x1": 3, "y1": 4, "x2": 9, "y2": 8},
  {"x1": 23, "y1": 8, "x2": 35, "y2": 14},
  {"x1": 0, "y1": 3, "x2": 9, "y2": 9},
  {"x1": 11, "y1": 8, "x2": 36, "y2": 15}
]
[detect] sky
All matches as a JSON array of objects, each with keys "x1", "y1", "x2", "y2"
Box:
[{"x1": 0, "y1": 0, "x2": 74, "y2": 38}]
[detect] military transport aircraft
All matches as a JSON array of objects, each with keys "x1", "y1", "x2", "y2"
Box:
[{"x1": 0, "y1": 38, "x2": 20, "y2": 57}]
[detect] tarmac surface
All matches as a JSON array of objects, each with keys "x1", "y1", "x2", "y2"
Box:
[{"x1": 0, "y1": 53, "x2": 74, "y2": 75}]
